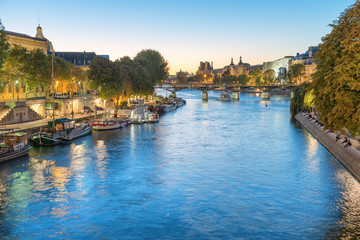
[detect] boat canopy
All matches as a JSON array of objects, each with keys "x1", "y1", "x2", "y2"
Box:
[{"x1": 47, "y1": 118, "x2": 73, "y2": 128}]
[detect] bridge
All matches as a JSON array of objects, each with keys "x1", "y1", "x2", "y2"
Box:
[{"x1": 155, "y1": 83, "x2": 298, "y2": 94}]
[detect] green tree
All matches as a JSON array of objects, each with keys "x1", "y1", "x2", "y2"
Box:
[
  {"x1": 134, "y1": 49, "x2": 169, "y2": 86},
  {"x1": 311, "y1": 1, "x2": 360, "y2": 136},
  {"x1": 53, "y1": 56, "x2": 71, "y2": 81},
  {"x1": 237, "y1": 74, "x2": 249, "y2": 85},
  {"x1": 289, "y1": 63, "x2": 306, "y2": 85},
  {"x1": 290, "y1": 82, "x2": 311, "y2": 117},
  {"x1": 249, "y1": 68, "x2": 263, "y2": 86},
  {"x1": 263, "y1": 69, "x2": 276, "y2": 86},
  {"x1": 129, "y1": 61, "x2": 152, "y2": 96},
  {"x1": 88, "y1": 56, "x2": 116, "y2": 99},
  {"x1": 1, "y1": 45, "x2": 28, "y2": 101},
  {"x1": 0, "y1": 19, "x2": 9, "y2": 70},
  {"x1": 176, "y1": 71, "x2": 188, "y2": 83},
  {"x1": 26, "y1": 49, "x2": 51, "y2": 96},
  {"x1": 88, "y1": 56, "x2": 126, "y2": 102}
]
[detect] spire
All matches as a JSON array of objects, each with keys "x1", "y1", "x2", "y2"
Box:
[{"x1": 35, "y1": 24, "x2": 44, "y2": 39}]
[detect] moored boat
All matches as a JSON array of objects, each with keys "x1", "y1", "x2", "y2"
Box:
[
  {"x1": 61, "y1": 122, "x2": 92, "y2": 141},
  {"x1": 31, "y1": 118, "x2": 74, "y2": 146},
  {"x1": 216, "y1": 92, "x2": 231, "y2": 102},
  {"x1": 162, "y1": 101, "x2": 177, "y2": 112},
  {"x1": 0, "y1": 132, "x2": 31, "y2": 163},
  {"x1": 147, "y1": 112, "x2": 159, "y2": 123},
  {"x1": 176, "y1": 98, "x2": 186, "y2": 108},
  {"x1": 92, "y1": 120, "x2": 122, "y2": 131},
  {"x1": 32, "y1": 118, "x2": 92, "y2": 145}
]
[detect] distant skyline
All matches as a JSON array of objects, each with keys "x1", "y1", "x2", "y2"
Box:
[{"x1": 0, "y1": 0, "x2": 356, "y2": 74}]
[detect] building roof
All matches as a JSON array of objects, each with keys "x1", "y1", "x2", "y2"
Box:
[
  {"x1": 55, "y1": 51, "x2": 97, "y2": 66},
  {"x1": 291, "y1": 47, "x2": 319, "y2": 61},
  {"x1": 5, "y1": 30, "x2": 48, "y2": 42}
]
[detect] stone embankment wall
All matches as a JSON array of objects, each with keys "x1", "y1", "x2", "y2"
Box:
[{"x1": 295, "y1": 112, "x2": 360, "y2": 181}]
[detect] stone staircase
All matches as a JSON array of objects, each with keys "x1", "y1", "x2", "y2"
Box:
[
  {"x1": 0, "y1": 108, "x2": 12, "y2": 123},
  {"x1": 0, "y1": 106, "x2": 43, "y2": 125}
]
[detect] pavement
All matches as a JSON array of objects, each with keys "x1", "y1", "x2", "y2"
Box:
[{"x1": 0, "y1": 111, "x2": 104, "y2": 133}]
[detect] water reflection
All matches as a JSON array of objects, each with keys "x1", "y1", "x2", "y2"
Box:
[
  {"x1": 330, "y1": 169, "x2": 360, "y2": 238},
  {"x1": 0, "y1": 91, "x2": 359, "y2": 239}
]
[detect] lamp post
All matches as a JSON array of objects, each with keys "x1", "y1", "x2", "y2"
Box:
[
  {"x1": 15, "y1": 80, "x2": 19, "y2": 102},
  {"x1": 50, "y1": 49, "x2": 55, "y2": 131},
  {"x1": 71, "y1": 79, "x2": 74, "y2": 119}
]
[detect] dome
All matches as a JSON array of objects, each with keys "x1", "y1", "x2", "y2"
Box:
[{"x1": 35, "y1": 24, "x2": 44, "y2": 39}]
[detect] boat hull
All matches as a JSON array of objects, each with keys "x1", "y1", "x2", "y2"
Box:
[
  {"x1": 0, "y1": 144, "x2": 31, "y2": 163},
  {"x1": 31, "y1": 133, "x2": 62, "y2": 146},
  {"x1": 93, "y1": 122, "x2": 121, "y2": 131},
  {"x1": 61, "y1": 126, "x2": 92, "y2": 141},
  {"x1": 216, "y1": 97, "x2": 231, "y2": 102}
]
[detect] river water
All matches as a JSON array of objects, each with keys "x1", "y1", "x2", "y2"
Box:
[{"x1": 0, "y1": 90, "x2": 360, "y2": 239}]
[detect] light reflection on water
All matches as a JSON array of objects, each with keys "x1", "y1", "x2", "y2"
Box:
[{"x1": 0, "y1": 90, "x2": 359, "y2": 239}]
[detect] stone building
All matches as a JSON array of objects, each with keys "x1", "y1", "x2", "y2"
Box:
[
  {"x1": 55, "y1": 52, "x2": 109, "y2": 71},
  {"x1": 196, "y1": 61, "x2": 213, "y2": 76},
  {"x1": 212, "y1": 57, "x2": 251, "y2": 77},
  {"x1": 290, "y1": 46, "x2": 318, "y2": 83},
  {"x1": 263, "y1": 57, "x2": 292, "y2": 81},
  {"x1": 263, "y1": 46, "x2": 319, "y2": 84},
  {"x1": 1, "y1": 25, "x2": 54, "y2": 102},
  {"x1": 5, "y1": 24, "x2": 54, "y2": 54}
]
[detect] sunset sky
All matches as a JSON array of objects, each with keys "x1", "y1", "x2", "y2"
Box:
[{"x1": 0, "y1": 0, "x2": 356, "y2": 74}]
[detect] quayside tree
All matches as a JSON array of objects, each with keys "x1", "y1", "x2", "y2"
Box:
[
  {"x1": 88, "y1": 49, "x2": 169, "y2": 104},
  {"x1": 0, "y1": 19, "x2": 9, "y2": 71},
  {"x1": 289, "y1": 63, "x2": 306, "y2": 85},
  {"x1": 311, "y1": 0, "x2": 360, "y2": 136}
]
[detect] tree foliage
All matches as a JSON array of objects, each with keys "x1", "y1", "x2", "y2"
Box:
[
  {"x1": 0, "y1": 19, "x2": 9, "y2": 70},
  {"x1": 249, "y1": 68, "x2": 263, "y2": 86},
  {"x1": 88, "y1": 56, "x2": 119, "y2": 100},
  {"x1": 1, "y1": 45, "x2": 28, "y2": 87},
  {"x1": 290, "y1": 82, "x2": 312, "y2": 118},
  {"x1": 53, "y1": 56, "x2": 71, "y2": 81},
  {"x1": 311, "y1": 1, "x2": 360, "y2": 135},
  {"x1": 133, "y1": 49, "x2": 169, "y2": 86},
  {"x1": 289, "y1": 63, "x2": 306, "y2": 85},
  {"x1": 26, "y1": 49, "x2": 51, "y2": 90},
  {"x1": 176, "y1": 71, "x2": 188, "y2": 83},
  {"x1": 263, "y1": 69, "x2": 276, "y2": 85}
]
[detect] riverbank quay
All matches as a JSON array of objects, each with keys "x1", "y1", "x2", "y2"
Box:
[
  {"x1": 295, "y1": 112, "x2": 360, "y2": 181},
  {"x1": 0, "y1": 111, "x2": 104, "y2": 135}
]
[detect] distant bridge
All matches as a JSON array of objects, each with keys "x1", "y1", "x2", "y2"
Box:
[{"x1": 155, "y1": 83, "x2": 298, "y2": 95}]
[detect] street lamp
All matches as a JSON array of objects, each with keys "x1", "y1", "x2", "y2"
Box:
[{"x1": 15, "y1": 80, "x2": 19, "y2": 101}]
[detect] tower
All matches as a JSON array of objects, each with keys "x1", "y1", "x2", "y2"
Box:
[
  {"x1": 35, "y1": 24, "x2": 44, "y2": 39},
  {"x1": 239, "y1": 56, "x2": 243, "y2": 65},
  {"x1": 230, "y1": 58, "x2": 234, "y2": 66}
]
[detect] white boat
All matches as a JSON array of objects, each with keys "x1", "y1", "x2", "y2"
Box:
[
  {"x1": 176, "y1": 98, "x2": 186, "y2": 108},
  {"x1": 92, "y1": 120, "x2": 122, "y2": 131},
  {"x1": 61, "y1": 122, "x2": 93, "y2": 141},
  {"x1": 162, "y1": 102, "x2": 177, "y2": 112},
  {"x1": 216, "y1": 92, "x2": 231, "y2": 102},
  {"x1": 121, "y1": 119, "x2": 132, "y2": 127},
  {"x1": 147, "y1": 112, "x2": 159, "y2": 123},
  {"x1": 0, "y1": 132, "x2": 31, "y2": 163}
]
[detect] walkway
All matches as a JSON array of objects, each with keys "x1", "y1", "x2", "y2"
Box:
[
  {"x1": 0, "y1": 111, "x2": 104, "y2": 134},
  {"x1": 295, "y1": 112, "x2": 360, "y2": 181}
]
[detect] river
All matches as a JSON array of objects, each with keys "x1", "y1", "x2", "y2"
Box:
[{"x1": 0, "y1": 90, "x2": 360, "y2": 239}]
